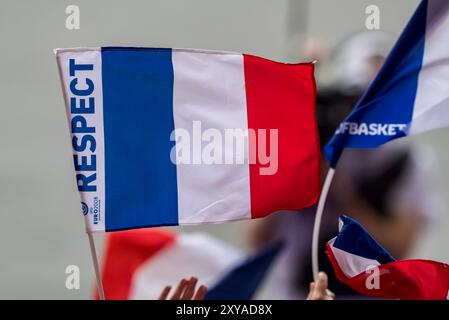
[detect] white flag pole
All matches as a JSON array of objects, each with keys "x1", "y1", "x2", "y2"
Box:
[
  {"x1": 87, "y1": 233, "x2": 105, "y2": 300},
  {"x1": 311, "y1": 167, "x2": 335, "y2": 281}
]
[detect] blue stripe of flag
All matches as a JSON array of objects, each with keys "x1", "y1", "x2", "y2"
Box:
[
  {"x1": 101, "y1": 47, "x2": 179, "y2": 231},
  {"x1": 334, "y1": 215, "x2": 395, "y2": 264}
]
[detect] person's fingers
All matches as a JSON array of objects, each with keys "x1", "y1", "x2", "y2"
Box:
[
  {"x1": 193, "y1": 285, "x2": 208, "y2": 300},
  {"x1": 307, "y1": 273, "x2": 333, "y2": 300},
  {"x1": 165, "y1": 277, "x2": 207, "y2": 301},
  {"x1": 306, "y1": 282, "x2": 315, "y2": 300},
  {"x1": 158, "y1": 286, "x2": 171, "y2": 300},
  {"x1": 181, "y1": 277, "x2": 198, "y2": 300},
  {"x1": 325, "y1": 289, "x2": 336, "y2": 300},
  {"x1": 171, "y1": 279, "x2": 187, "y2": 300},
  {"x1": 314, "y1": 272, "x2": 328, "y2": 294}
]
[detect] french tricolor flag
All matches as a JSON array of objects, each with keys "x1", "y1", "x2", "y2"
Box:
[
  {"x1": 327, "y1": 215, "x2": 449, "y2": 300},
  {"x1": 55, "y1": 47, "x2": 319, "y2": 232}
]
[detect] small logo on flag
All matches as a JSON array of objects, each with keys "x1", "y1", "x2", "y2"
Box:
[{"x1": 81, "y1": 202, "x2": 89, "y2": 216}]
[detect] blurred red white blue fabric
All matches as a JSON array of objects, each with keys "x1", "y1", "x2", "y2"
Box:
[
  {"x1": 96, "y1": 229, "x2": 283, "y2": 299},
  {"x1": 205, "y1": 241, "x2": 284, "y2": 300},
  {"x1": 97, "y1": 229, "x2": 240, "y2": 299},
  {"x1": 327, "y1": 215, "x2": 449, "y2": 300}
]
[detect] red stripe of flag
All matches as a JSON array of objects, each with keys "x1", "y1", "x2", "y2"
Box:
[
  {"x1": 326, "y1": 243, "x2": 449, "y2": 300},
  {"x1": 243, "y1": 54, "x2": 320, "y2": 219},
  {"x1": 95, "y1": 229, "x2": 175, "y2": 300}
]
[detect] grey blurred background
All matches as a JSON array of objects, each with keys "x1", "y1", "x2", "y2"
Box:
[{"x1": 1, "y1": 0, "x2": 448, "y2": 299}]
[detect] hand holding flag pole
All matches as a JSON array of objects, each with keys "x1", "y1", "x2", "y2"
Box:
[{"x1": 311, "y1": 0, "x2": 449, "y2": 280}]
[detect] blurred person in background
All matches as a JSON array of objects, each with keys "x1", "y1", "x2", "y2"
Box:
[{"x1": 252, "y1": 31, "x2": 440, "y2": 299}]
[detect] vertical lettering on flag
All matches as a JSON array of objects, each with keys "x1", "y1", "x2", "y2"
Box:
[{"x1": 56, "y1": 48, "x2": 106, "y2": 232}]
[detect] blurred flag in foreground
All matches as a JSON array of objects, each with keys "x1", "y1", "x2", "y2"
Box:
[
  {"x1": 97, "y1": 229, "x2": 241, "y2": 299},
  {"x1": 325, "y1": 0, "x2": 449, "y2": 167},
  {"x1": 327, "y1": 215, "x2": 449, "y2": 300},
  {"x1": 96, "y1": 229, "x2": 282, "y2": 300},
  {"x1": 55, "y1": 47, "x2": 319, "y2": 232},
  {"x1": 205, "y1": 241, "x2": 284, "y2": 300}
]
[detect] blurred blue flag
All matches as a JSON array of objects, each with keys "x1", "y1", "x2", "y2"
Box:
[
  {"x1": 325, "y1": 0, "x2": 449, "y2": 167},
  {"x1": 205, "y1": 241, "x2": 284, "y2": 300}
]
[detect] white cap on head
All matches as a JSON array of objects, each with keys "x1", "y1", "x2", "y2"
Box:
[{"x1": 326, "y1": 31, "x2": 396, "y2": 94}]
